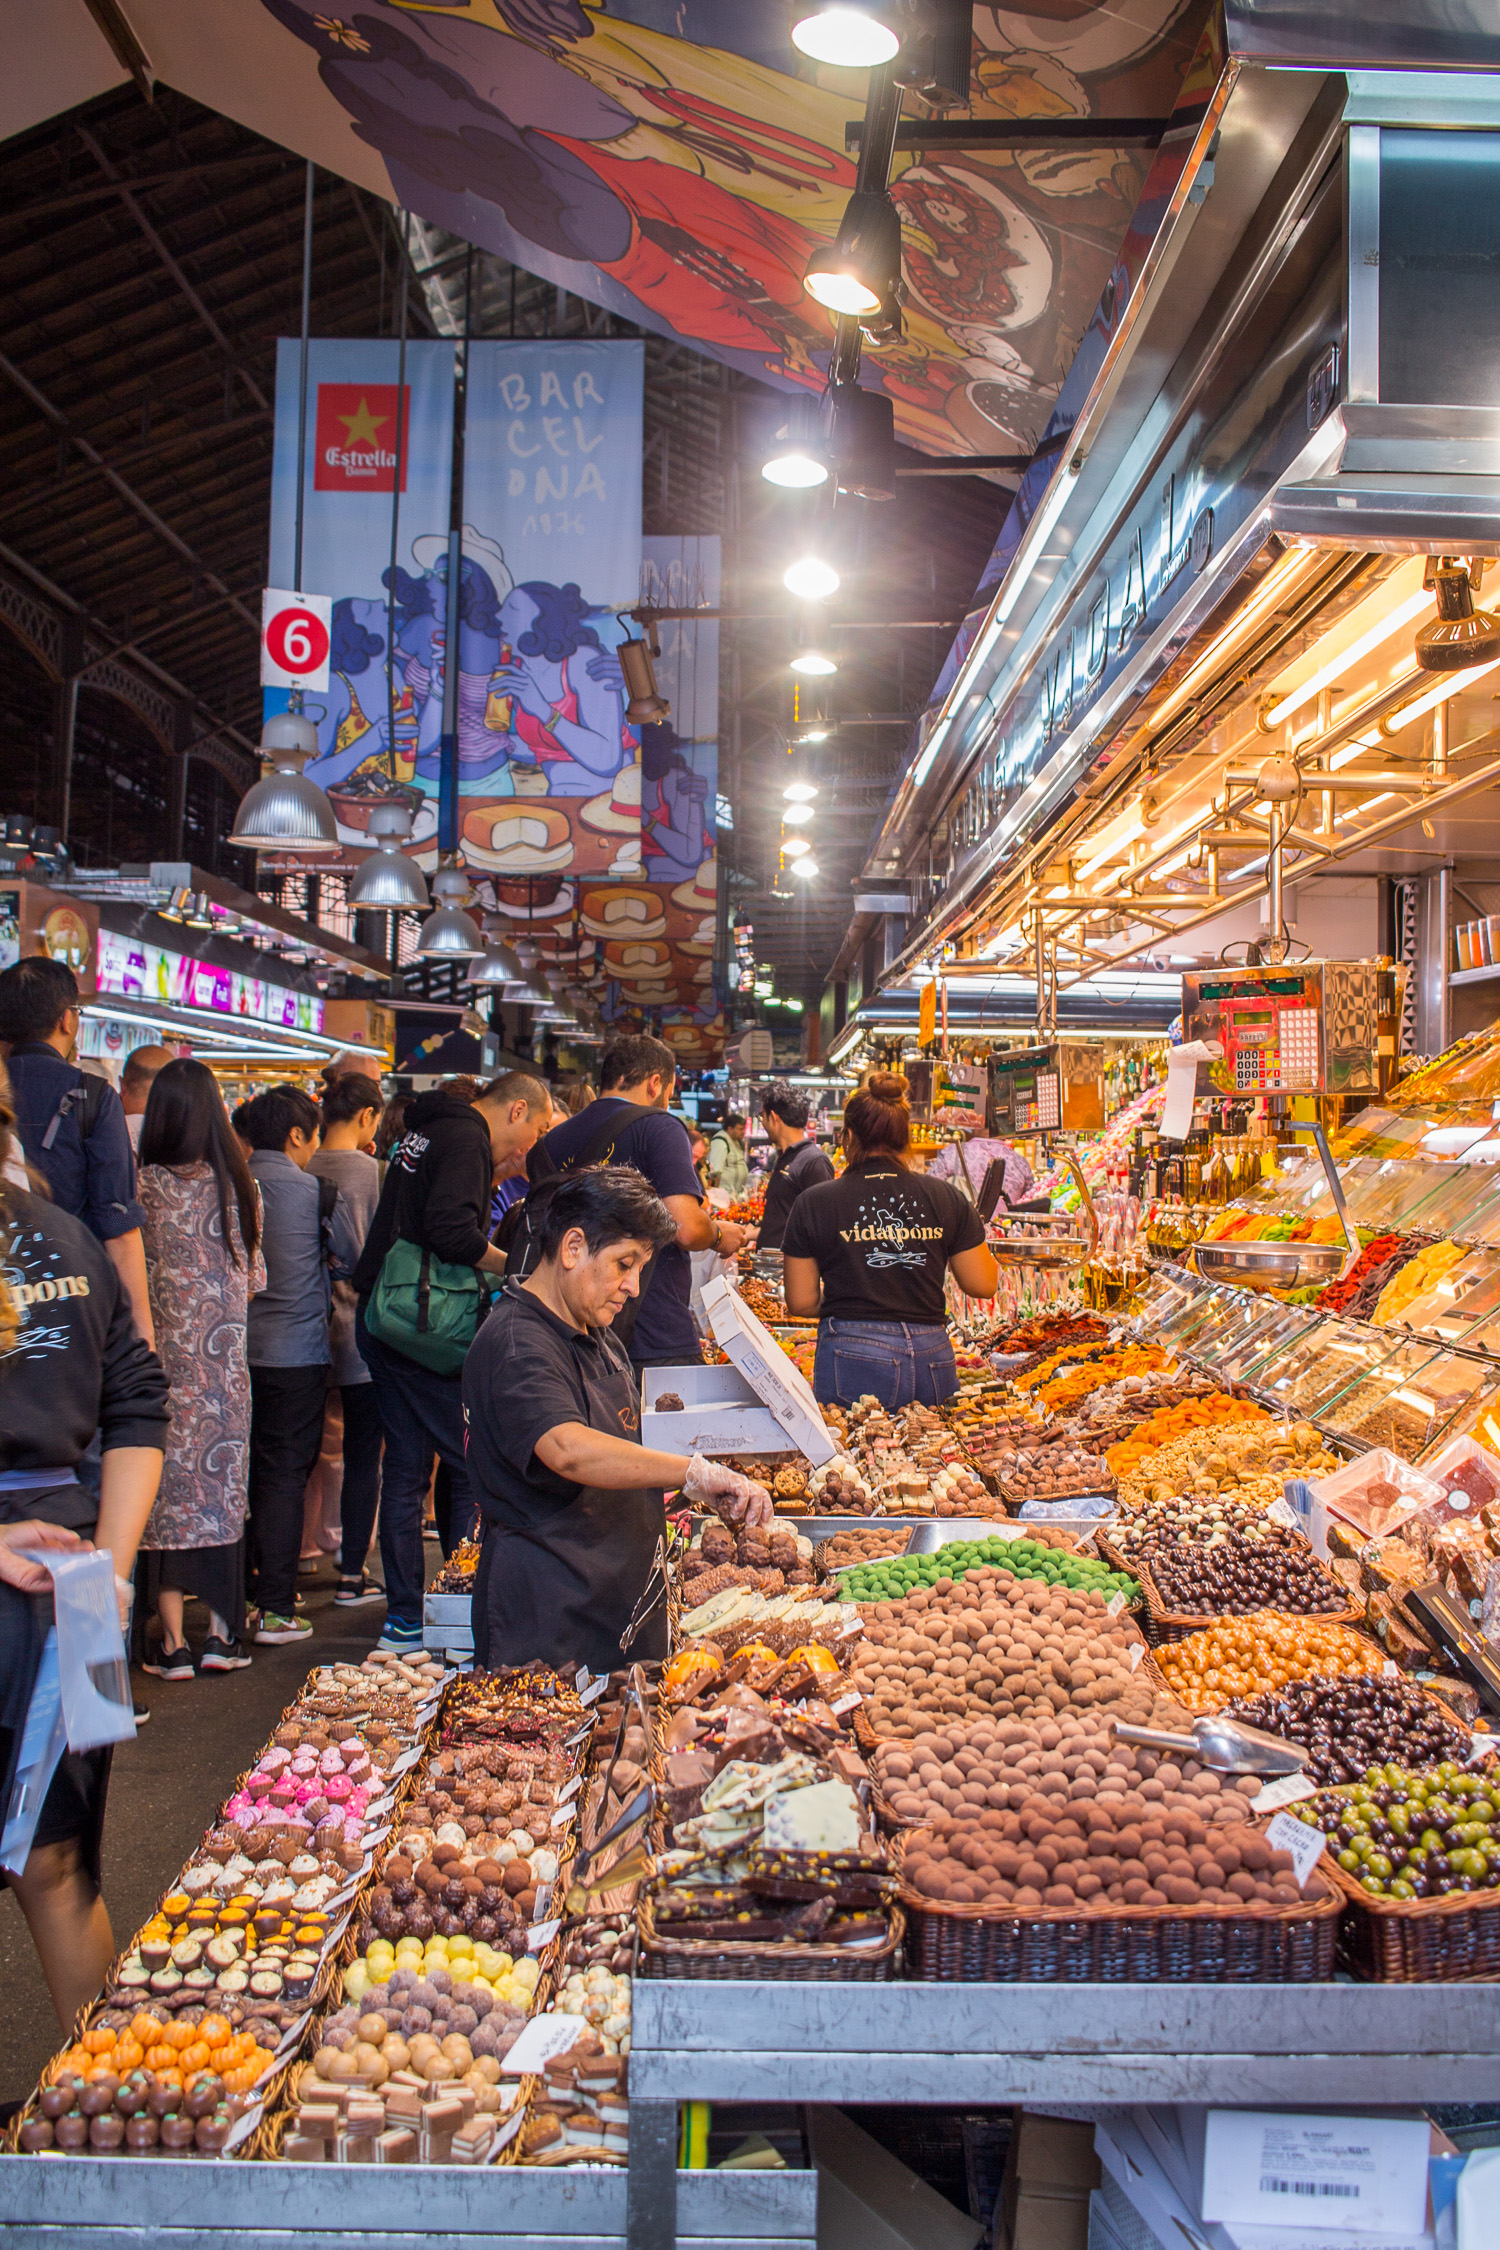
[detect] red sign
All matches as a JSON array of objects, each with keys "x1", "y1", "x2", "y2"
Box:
[
  {"x1": 264, "y1": 603, "x2": 330, "y2": 677},
  {"x1": 314, "y1": 382, "x2": 409, "y2": 492}
]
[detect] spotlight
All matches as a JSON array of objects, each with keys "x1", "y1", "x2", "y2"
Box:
[
  {"x1": 791, "y1": 3, "x2": 901, "y2": 67},
  {"x1": 830, "y1": 383, "x2": 896, "y2": 500},
  {"x1": 803, "y1": 192, "x2": 901, "y2": 319},
  {"x1": 1415, "y1": 559, "x2": 1500, "y2": 672},
  {"x1": 792, "y1": 856, "x2": 821, "y2": 877},
  {"x1": 227, "y1": 712, "x2": 340, "y2": 854},
  {"x1": 783, "y1": 802, "x2": 815, "y2": 826},
  {"x1": 618, "y1": 637, "x2": 671, "y2": 722},
  {"x1": 784, "y1": 554, "x2": 840, "y2": 600},
  {"x1": 762, "y1": 400, "x2": 829, "y2": 488},
  {"x1": 790, "y1": 646, "x2": 838, "y2": 677},
  {"x1": 782, "y1": 835, "x2": 812, "y2": 857},
  {"x1": 795, "y1": 725, "x2": 830, "y2": 744},
  {"x1": 783, "y1": 781, "x2": 819, "y2": 802}
]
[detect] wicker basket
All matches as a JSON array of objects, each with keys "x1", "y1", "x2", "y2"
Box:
[
  {"x1": 1321, "y1": 1858, "x2": 1500, "y2": 1982},
  {"x1": 637, "y1": 1895, "x2": 903, "y2": 1981},
  {"x1": 891, "y1": 1829, "x2": 1339, "y2": 1983},
  {"x1": 852, "y1": 1650, "x2": 1173, "y2": 1756},
  {"x1": 1133, "y1": 1558, "x2": 1364, "y2": 1648}
]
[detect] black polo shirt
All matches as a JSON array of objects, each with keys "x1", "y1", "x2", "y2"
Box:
[
  {"x1": 461, "y1": 1280, "x2": 667, "y2": 1672},
  {"x1": 758, "y1": 1139, "x2": 836, "y2": 1253},
  {"x1": 781, "y1": 1155, "x2": 985, "y2": 1325}
]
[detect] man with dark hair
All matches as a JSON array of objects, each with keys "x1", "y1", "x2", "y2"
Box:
[
  {"x1": 352, "y1": 1068, "x2": 549, "y2": 1652},
  {"x1": 759, "y1": 1081, "x2": 836, "y2": 1252},
  {"x1": 706, "y1": 1111, "x2": 749, "y2": 1199},
  {"x1": 524, "y1": 1034, "x2": 748, "y2": 1376},
  {"x1": 310, "y1": 1075, "x2": 385, "y2": 1608},
  {"x1": 119, "y1": 1044, "x2": 174, "y2": 1151},
  {"x1": 238, "y1": 1084, "x2": 329, "y2": 1645},
  {"x1": 463, "y1": 1167, "x2": 771, "y2": 1670},
  {"x1": 0, "y1": 957, "x2": 154, "y2": 1350}
]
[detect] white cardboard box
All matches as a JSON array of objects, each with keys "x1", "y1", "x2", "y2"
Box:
[
  {"x1": 699, "y1": 1276, "x2": 837, "y2": 1466},
  {"x1": 639, "y1": 1361, "x2": 795, "y2": 1458},
  {"x1": 1198, "y1": 2110, "x2": 1431, "y2": 2238},
  {"x1": 1097, "y1": 2116, "x2": 1436, "y2": 2250}
]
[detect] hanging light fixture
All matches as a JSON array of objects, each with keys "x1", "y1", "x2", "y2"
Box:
[
  {"x1": 763, "y1": 396, "x2": 829, "y2": 488},
  {"x1": 347, "y1": 802, "x2": 431, "y2": 910},
  {"x1": 803, "y1": 193, "x2": 902, "y2": 319},
  {"x1": 414, "y1": 860, "x2": 486, "y2": 958},
  {"x1": 467, "y1": 915, "x2": 524, "y2": 987},
  {"x1": 227, "y1": 712, "x2": 340, "y2": 854},
  {"x1": 783, "y1": 834, "x2": 813, "y2": 858},
  {"x1": 783, "y1": 802, "x2": 815, "y2": 827},
  {"x1": 784, "y1": 553, "x2": 841, "y2": 601},
  {"x1": 791, "y1": 2, "x2": 901, "y2": 67},
  {"x1": 791, "y1": 854, "x2": 821, "y2": 877},
  {"x1": 619, "y1": 638, "x2": 671, "y2": 722},
  {"x1": 784, "y1": 781, "x2": 820, "y2": 803},
  {"x1": 790, "y1": 645, "x2": 838, "y2": 677},
  {"x1": 1415, "y1": 559, "x2": 1500, "y2": 672}
]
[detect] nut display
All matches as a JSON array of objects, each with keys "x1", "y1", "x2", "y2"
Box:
[
  {"x1": 1108, "y1": 1397, "x2": 1275, "y2": 1488},
  {"x1": 1293, "y1": 1763, "x2": 1500, "y2": 1898},
  {"x1": 818, "y1": 1525, "x2": 913, "y2": 1576},
  {"x1": 902, "y1": 1812, "x2": 1302, "y2": 1914},
  {"x1": 1145, "y1": 1531, "x2": 1350, "y2": 1618},
  {"x1": 838, "y1": 1536, "x2": 1135, "y2": 1608},
  {"x1": 1222, "y1": 1675, "x2": 1476, "y2": 1788},
  {"x1": 846, "y1": 1570, "x2": 1155, "y2": 1738},
  {"x1": 992, "y1": 1445, "x2": 1115, "y2": 1504},
  {"x1": 1105, "y1": 1493, "x2": 1278, "y2": 1556},
  {"x1": 1153, "y1": 1612, "x2": 1386, "y2": 1714}
]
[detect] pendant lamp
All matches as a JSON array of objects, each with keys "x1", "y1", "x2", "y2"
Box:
[
  {"x1": 228, "y1": 713, "x2": 340, "y2": 853},
  {"x1": 414, "y1": 860, "x2": 486, "y2": 958},
  {"x1": 347, "y1": 802, "x2": 431, "y2": 910}
]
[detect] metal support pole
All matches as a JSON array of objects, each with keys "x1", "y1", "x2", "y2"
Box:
[
  {"x1": 625, "y1": 2097, "x2": 676, "y2": 2250},
  {"x1": 1436, "y1": 863, "x2": 1452, "y2": 1052},
  {"x1": 293, "y1": 161, "x2": 314, "y2": 594},
  {"x1": 1267, "y1": 801, "x2": 1284, "y2": 961},
  {"x1": 167, "y1": 699, "x2": 193, "y2": 859},
  {"x1": 1432, "y1": 697, "x2": 1450, "y2": 781},
  {"x1": 438, "y1": 528, "x2": 461, "y2": 853},
  {"x1": 50, "y1": 613, "x2": 86, "y2": 843},
  {"x1": 385, "y1": 212, "x2": 411, "y2": 783}
]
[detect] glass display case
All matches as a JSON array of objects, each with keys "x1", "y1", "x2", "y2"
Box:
[
  {"x1": 1317, "y1": 1339, "x2": 1493, "y2": 1457},
  {"x1": 1219, "y1": 1302, "x2": 1321, "y2": 1382},
  {"x1": 1389, "y1": 1162, "x2": 1500, "y2": 1241},
  {"x1": 1339, "y1": 1159, "x2": 1457, "y2": 1231},
  {"x1": 1177, "y1": 1289, "x2": 1294, "y2": 1370},
  {"x1": 1154, "y1": 1285, "x2": 1236, "y2": 1350},
  {"x1": 1383, "y1": 1246, "x2": 1500, "y2": 1345},
  {"x1": 1330, "y1": 1109, "x2": 1448, "y2": 1161},
  {"x1": 1420, "y1": 1374, "x2": 1500, "y2": 1462},
  {"x1": 1247, "y1": 1317, "x2": 1385, "y2": 1418}
]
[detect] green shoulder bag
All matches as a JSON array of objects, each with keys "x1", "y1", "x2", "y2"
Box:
[{"x1": 365, "y1": 1238, "x2": 492, "y2": 1374}]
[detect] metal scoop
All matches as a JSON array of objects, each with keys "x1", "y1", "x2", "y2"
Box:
[{"x1": 1111, "y1": 1714, "x2": 1309, "y2": 1776}]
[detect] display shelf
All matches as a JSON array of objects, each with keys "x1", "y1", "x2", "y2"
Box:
[
  {"x1": 624, "y1": 1983, "x2": 1500, "y2": 2250},
  {"x1": 1215, "y1": 1301, "x2": 1319, "y2": 1382},
  {"x1": 0, "y1": 2156, "x2": 815, "y2": 2250},
  {"x1": 1245, "y1": 1316, "x2": 1382, "y2": 1418},
  {"x1": 1174, "y1": 1290, "x2": 1288, "y2": 1368},
  {"x1": 1315, "y1": 1338, "x2": 1492, "y2": 1457},
  {"x1": 1450, "y1": 963, "x2": 1500, "y2": 986}
]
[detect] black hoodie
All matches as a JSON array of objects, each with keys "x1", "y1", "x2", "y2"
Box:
[{"x1": 352, "y1": 1090, "x2": 495, "y2": 1297}]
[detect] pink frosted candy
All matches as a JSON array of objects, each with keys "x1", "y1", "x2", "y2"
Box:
[
  {"x1": 260, "y1": 1746, "x2": 292, "y2": 1774},
  {"x1": 225, "y1": 1793, "x2": 256, "y2": 1824},
  {"x1": 247, "y1": 1772, "x2": 275, "y2": 1798},
  {"x1": 290, "y1": 1753, "x2": 319, "y2": 1777},
  {"x1": 314, "y1": 1810, "x2": 344, "y2": 1834},
  {"x1": 258, "y1": 1807, "x2": 288, "y2": 1827},
  {"x1": 323, "y1": 1775, "x2": 353, "y2": 1803},
  {"x1": 318, "y1": 1747, "x2": 343, "y2": 1776},
  {"x1": 346, "y1": 1789, "x2": 369, "y2": 1818}
]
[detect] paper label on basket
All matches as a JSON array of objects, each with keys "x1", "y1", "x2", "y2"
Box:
[
  {"x1": 564, "y1": 1720, "x2": 594, "y2": 1748},
  {"x1": 559, "y1": 1775, "x2": 582, "y2": 1803},
  {"x1": 526, "y1": 1917, "x2": 562, "y2": 1952},
  {"x1": 532, "y1": 1881, "x2": 552, "y2": 1920},
  {"x1": 831, "y1": 1691, "x2": 863, "y2": 1715},
  {"x1": 501, "y1": 2013, "x2": 591, "y2": 2076},
  {"x1": 1382, "y1": 1660, "x2": 1400, "y2": 1679},
  {"x1": 580, "y1": 1676, "x2": 608, "y2": 1706},
  {"x1": 1268, "y1": 1498, "x2": 1299, "y2": 1530},
  {"x1": 1266, "y1": 1810, "x2": 1327, "y2": 1890},
  {"x1": 551, "y1": 1803, "x2": 577, "y2": 1830},
  {"x1": 1106, "y1": 1592, "x2": 1127, "y2": 1617},
  {"x1": 1250, "y1": 1773, "x2": 1318, "y2": 1815},
  {"x1": 1128, "y1": 1642, "x2": 1145, "y2": 1671},
  {"x1": 838, "y1": 1619, "x2": 864, "y2": 1640},
  {"x1": 1470, "y1": 1734, "x2": 1500, "y2": 1764},
  {"x1": 486, "y1": 2107, "x2": 527, "y2": 2160}
]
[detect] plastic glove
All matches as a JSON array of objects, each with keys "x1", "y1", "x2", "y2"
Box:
[
  {"x1": 0, "y1": 1520, "x2": 85, "y2": 1597},
  {"x1": 682, "y1": 1454, "x2": 775, "y2": 1529}
]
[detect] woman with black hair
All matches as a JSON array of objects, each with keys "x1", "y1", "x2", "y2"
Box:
[
  {"x1": 463, "y1": 1166, "x2": 771, "y2": 1672},
  {"x1": 0, "y1": 1059, "x2": 167, "y2": 2024},
  {"x1": 782, "y1": 1074, "x2": 999, "y2": 1411},
  {"x1": 136, "y1": 1059, "x2": 264, "y2": 1678}
]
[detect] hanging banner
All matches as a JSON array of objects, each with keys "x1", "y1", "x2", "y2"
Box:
[
  {"x1": 600, "y1": 534, "x2": 723, "y2": 1061},
  {"x1": 456, "y1": 340, "x2": 645, "y2": 883},
  {"x1": 265, "y1": 337, "x2": 456, "y2": 859}
]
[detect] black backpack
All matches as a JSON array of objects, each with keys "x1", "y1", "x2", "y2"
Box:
[{"x1": 498, "y1": 1103, "x2": 662, "y2": 1352}]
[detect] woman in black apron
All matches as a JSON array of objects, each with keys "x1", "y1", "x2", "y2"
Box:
[
  {"x1": 0, "y1": 1061, "x2": 169, "y2": 2024},
  {"x1": 462, "y1": 1167, "x2": 771, "y2": 1672}
]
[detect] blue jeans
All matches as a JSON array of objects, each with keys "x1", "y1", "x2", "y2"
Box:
[
  {"x1": 355, "y1": 1307, "x2": 475, "y2": 1631},
  {"x1": 812, "y1": 1319, "x2": 959, "y2": 1411}
]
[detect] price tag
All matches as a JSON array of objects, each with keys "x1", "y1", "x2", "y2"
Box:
[
  {"x1": 838, "y1": 1619, "x2": 864, "y2": 1640},
  {"x1": 1128, "y1": 1642, "x2": 1145, "y2": 1672},
  {"x1": 831, "y1": 1691, "x2": 863, "y2": 1715},
  {"x1": 551, "y1": 1803, "x2": 577, "y2": 1830},
  {"x1": 1382, "y1": 1660, "x2": 1400, "y2": 1680},
  {"x1": 1268, "y1": 1498, "x2": 1299, "y2": 1530},
  {"x1": 532, "y1": 1881, "x2": 552, "y2": 1920},
  {"x1": 499, "y1": 2012, "x2": 589, "y2": 2076},
  {"x1": 1250, "y1": 1772, "x2": 1317, "y2": 1816},
  {"x1": 1106, "y1": 1592, "x2": 1127, "y2": 1617},
  {"x1": 1266, "y1": 1809, "x2": 1328, "y2": 1891},
  {"x1": 563, "y1": 1720, "x2": 594, "y2": 1748},
  {"x1": 559, "y1": 1775, "x2": 582, "y2": 1803},
  {"x1": 487, "y1": 2107, "x2": 527, "y2": 2158},
  {"x1": 575, "y1": 1666, "x2": 591, "y2": 1692},
  {"x1": 1470, "y1": 1734, "x2": 1500, "y2": 1764},
  {"x1": 526, "y1": 1917, "x2": 562, "y2": 1953},
  {"x1": 581, "y1": 1676, "x2": 608, "y2": 1706}
]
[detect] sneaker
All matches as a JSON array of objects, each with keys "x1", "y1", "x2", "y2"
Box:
[
  {"x1": 255, "y1": 1612, "x2": 313, "y2": 1646},
  {"x1": 142, "y1": 1644, "x2": 195, "y2": 1682},
  {"x1": 298, "y1": 1556, "x2": 321, "y2": 1577},
  {"x1": 132, "y1": 1702, "x2": 151, "y2": 1725},
  {"x1": 200, "y1": 1635, "x2": 252, "y2": 1671},
  {"x1": 422, "y1": 1524, "x2": 441, "y2": 1543},
  {"x1": 374, "y1": 1621, "x2": 424, "y2": 1655},
  {"x1": 334, "y1": 1576, "x2": 386, "y2": 1608}
]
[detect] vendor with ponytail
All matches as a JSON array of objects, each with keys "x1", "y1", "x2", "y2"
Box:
[{"x1": 781, "y1": 1073, "x2": 998, "y2": 1410}]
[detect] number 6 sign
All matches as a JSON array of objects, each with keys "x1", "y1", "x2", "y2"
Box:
[{"x1": 260, "y1": 588, "x2": 332, "y2": 691}]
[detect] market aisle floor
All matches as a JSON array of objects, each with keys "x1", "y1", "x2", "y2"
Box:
[{"x1": 0, "y1": 1559, "x2": 404, "y2": 2108}]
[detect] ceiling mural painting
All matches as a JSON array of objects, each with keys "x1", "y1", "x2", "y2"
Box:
[{"x1": 250, "y1": 0, "x2": 1206, "y2": 457}]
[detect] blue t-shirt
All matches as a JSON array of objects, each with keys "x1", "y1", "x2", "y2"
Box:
[
  {"x1": 6, "y1": 1043, "x2": 144, "y2": 1243},
  {"x1": 538, "y1": 1098, "x2": 702, "y2": 1363}
]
